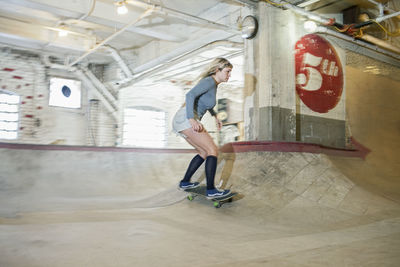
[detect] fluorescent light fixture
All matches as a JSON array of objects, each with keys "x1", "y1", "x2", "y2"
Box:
[{"x1": 298, "y1": 0, "x2": 321, "y2": 8}]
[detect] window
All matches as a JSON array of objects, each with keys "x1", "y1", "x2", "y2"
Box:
[
  {"x1": 0, "y1": 91, "x2": 20, "y2": 140},
  {"x1": 123, "y1": 107, "x2": 167, "y2": 148},
  {"x1": 49, "y1": 77, "x2": 81, "y2": 108}
]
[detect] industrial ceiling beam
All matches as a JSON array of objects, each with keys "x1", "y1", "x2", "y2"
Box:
[{"x1": 1, "y1": 0, "x2": 185, "y2": 42}]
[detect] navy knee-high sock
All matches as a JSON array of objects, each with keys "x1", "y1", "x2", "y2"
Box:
[
  {"x1": 181, "y1": 154, "x2": 205, "y2": 183},
  {"x1": 205, "y1": 156, "x2": 218, "y2": 190}
]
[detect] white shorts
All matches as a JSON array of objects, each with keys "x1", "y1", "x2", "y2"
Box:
[{"x1": 172, "y1": 107, "x2": 195, "y2": 138}]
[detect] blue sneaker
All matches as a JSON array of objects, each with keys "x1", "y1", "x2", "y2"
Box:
[
  {"x1": 206, "y1": 189, "x2": 230, "y2": 199},
  {"x1": 179, "y1": 181, "x2": 200, "y2": 190}
]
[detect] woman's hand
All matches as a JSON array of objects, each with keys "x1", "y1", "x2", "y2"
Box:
[{"x1": 189, "y1": 118, "x2": 203, "y2": 132}]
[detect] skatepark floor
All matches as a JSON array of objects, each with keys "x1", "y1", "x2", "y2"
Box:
[
  {"x1": 1, "y1": 201, "x2": 400, "y2": 267},
  {"x1": 1, "y1": 149, "x2": 400, "y2": 267}
]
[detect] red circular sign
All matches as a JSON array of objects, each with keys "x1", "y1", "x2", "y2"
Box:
[{"x1": 295, "y1": 34, "x2": 343, "y2": 113}]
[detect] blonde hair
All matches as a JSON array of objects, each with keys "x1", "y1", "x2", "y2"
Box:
[{"x1": 198, "y1": 58, "x2": 233, "y2": 80}]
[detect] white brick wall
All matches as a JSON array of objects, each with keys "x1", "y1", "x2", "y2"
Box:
[
  {"x1": 0, "y1": 51, "x2": 46, "y2": 143},
  {"x1": 119, "y1": 82, "x2": 185, "y2": 148},
  {"x1": 0, "y1": 49, "x2": 116, "y2": 146}
]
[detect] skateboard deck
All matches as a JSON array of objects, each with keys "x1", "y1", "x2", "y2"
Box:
[{"x1": 184, "y1": 185, "x2": 238, "y2": 208}]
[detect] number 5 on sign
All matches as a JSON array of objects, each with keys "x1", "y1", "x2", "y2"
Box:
[
  {"x1": 296, "y1": 52, "x2": 322, "y2": 91},
  {"x1": 294, "y1": 34, "x2": 344, "y2": 113}
]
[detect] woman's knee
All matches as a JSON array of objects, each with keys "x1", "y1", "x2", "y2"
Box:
[
  {"x1": 206, "y1": 145, "x2": 218, "y2": 157},
  {"x1": 193, "y1": 143, "x2": 217, "y2": 158},
  {"x1": 184, "y1": 130, "x2": 218, "y2": 157},
  {"x1": 197, "y1": 150, "x2": 208, "y2": 159}
]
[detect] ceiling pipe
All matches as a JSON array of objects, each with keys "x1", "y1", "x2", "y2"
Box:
[
  {"x1": 229, "y1": 0, "x2": 258, "y2": 7},
  {"x1": 297, "y1": 0, "x2": 321, "y2": 8},
  {"x1": 80, "y1": 66, "x2": 118, "y2": 107},
  {"x1": 267, "y1": 0, "x2": 400, "y2": 57},
  {"x1": 360, "y1": 34, "x2": 400, "y2": 55},
  {"x1": 150, "y1": 50, "x2": 243, "y2": 84},
  {"x1": 117, "y1": 38, "x2": 240, "y2": 87},
  {"x1": 55, "y1": 0, "x2": 97, "y2": 30},
  {"x1": 77, "y1": 0, "x2": 97, "y2": 21},
  {"x1": 365, "y1": 0, "x2": 399, "y2": 17},
  {"x1": 376, "y1": 11, "x2": 400, "y2": 23},
  {"x1": 316, "y1": 26, "x2": 400, "y2": 61},
  {"x1": 75, "y1": 70, "x2": 118, "y2": 120},
  {"x1": 68, "y1": 7, "x2": 154, "y2": 67},
  {"x1": 132, "y1": 40, "x2": 244, "y2": 84},
  {"x1": 267, "y1": 0, "x2": 340, "y2": 26},
  {"x1": 126, "y1": 0, "x2": 240, "y2": 33},
  {"x1": 103, "y1": 45, "x2": 134, "y2": 79},
  {"x1": 41, "y1": 55, "x2": 118, "y2": 119},
  {"x1": 366, "y1": 0, "x2": 385, "y2": 16}
]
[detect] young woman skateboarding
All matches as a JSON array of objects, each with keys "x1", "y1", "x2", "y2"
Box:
[{"x1": 172, "y1": 58, "x2": 233, "y2": 199}]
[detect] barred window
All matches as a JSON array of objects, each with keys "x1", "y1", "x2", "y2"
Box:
[
  {"x1": 0, "y1": 91, "x2": 20, "y2": 140},
  {"x1": 123, "y1": 107, "x2": 167, "y2": 148}
]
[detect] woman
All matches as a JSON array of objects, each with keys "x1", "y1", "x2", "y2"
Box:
[{"x1": 172, "y1": 58, "x2": 233, "y2": 199}]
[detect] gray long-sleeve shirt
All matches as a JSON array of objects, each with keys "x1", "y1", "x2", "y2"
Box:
[{"x1": 185, "y1": 76, "x2": 217, "y2": 120}]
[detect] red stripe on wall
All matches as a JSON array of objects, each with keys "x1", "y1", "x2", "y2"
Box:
[{"x1": 0, "y1": 140, "x2": 369, "y2": 158}]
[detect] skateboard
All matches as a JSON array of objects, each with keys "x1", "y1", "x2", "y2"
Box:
[{"x1": 184, "y1": 185, "x2": 238, "y2": 208}]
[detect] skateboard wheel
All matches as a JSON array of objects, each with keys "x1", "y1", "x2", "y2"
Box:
[
  {"x1": 187, "y1": 195, "x2": 194, "y2": 201},
  {"x1": 213, "y1": 202, "x2": 221, "y2": 208}
]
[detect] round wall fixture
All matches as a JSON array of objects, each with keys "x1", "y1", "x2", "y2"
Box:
[
  {"x1": 241, "y1": 15, "x2": 258, "y2": 39},
  {"x1": 62, "y1": 85, "x2": 71, "y2": 97}
]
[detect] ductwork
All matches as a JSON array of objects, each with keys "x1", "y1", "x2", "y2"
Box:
[
  {"x1": 41, "y1": 55, "x2": 118, "y2": 120},
  {"x1": 68, "y1": 8, "x2": 154, "y2": 67},
  {"x1": 376, "y1": 11, "x2": 400, "y2": 23},
  {"x1": 75, "y1": 69, "x2": 118, "y2": 120},
  {"x1": 118, "y1": 39, "x2": 242, "y2": 86},
  {"x1": 103, "y1": 45, "x2": 134, "y2": 79},
  {"x1": 126, "y1": 0, "x2": 240, "y2": 33},
  {"x1": 80, "y1": 67, "x2": 118, "y2": 107},
  {"x1": 316, "y1": 26, "x2": 400, "y2": 62},
  {"x1": 266, "y1": 0, "x2": 400, "y2": 57}
]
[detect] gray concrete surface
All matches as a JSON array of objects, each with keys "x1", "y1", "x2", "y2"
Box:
[{"x1": 1, "y1": 148, "x2": 399, "y2": 267}]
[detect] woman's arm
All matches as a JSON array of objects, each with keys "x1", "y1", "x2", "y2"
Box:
[
  {"x1": 188, "y1": 118, "x2": 203, "y2": 132},
  {"x1": 185, "y1": 78, "x2": 212, "y2": 119},
  {"x1": 208, "y1": 109, "x2": 222, "y2": 131}
]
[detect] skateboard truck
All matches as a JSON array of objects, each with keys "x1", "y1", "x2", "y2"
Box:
[{"x1": 184, "y1": 185, "x2": 237, "y2": 208}]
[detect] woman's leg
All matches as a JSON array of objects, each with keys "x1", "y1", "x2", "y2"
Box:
[
  {"x1": 181, "y1": 129, "x2": 218, "y2": 157},
  {"x1": 180, "y1": 154, "x2": 204, "y2": 183},
  {"x1": 180, "y1": 137, "x2": 207, "y2": 183},
  {"x1": 182, "y1": 128, "x2": 219, "y2": 190}
]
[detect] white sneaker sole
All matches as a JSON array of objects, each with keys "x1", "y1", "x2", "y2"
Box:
[
  {"x1": 178, "y1": 183, "x2": 200, "y2": 191},
  {"x1": 206, "y1": 192, "x2": 230, "y2": 199}
]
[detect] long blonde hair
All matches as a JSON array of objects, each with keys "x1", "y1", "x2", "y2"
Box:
[{"x1": 198, "y1": 58, "x2": 233, "y2": 80}]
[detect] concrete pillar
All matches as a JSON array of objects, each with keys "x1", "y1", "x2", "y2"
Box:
[
  {"x1": 244, "y1": 1, "x2": 348, "y2": 148},
  {"x1": 246, "y1": 1, "x2": 297, "y2": 142}
]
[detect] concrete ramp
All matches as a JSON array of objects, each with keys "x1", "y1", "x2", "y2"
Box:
[
  {"x1": 217, "y1": 151, "x2": 399, "y2": 229},
  {"x1": 328, "y1": 65, "x2": 400, "y2": 202},
  {"x1": 1, "y1": 144, "x2": 400, "y2": 266},
  {"x1": 0, "y1": 147, "x2": 195, "y2": 215}
]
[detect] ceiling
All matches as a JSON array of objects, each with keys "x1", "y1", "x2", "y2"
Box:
[
  {"x1": 0, "y1": 0, "x2": 249, "y2": 64},
  {"x1": 0, "y1": 0, "x2": 398, "y2": 83}
]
